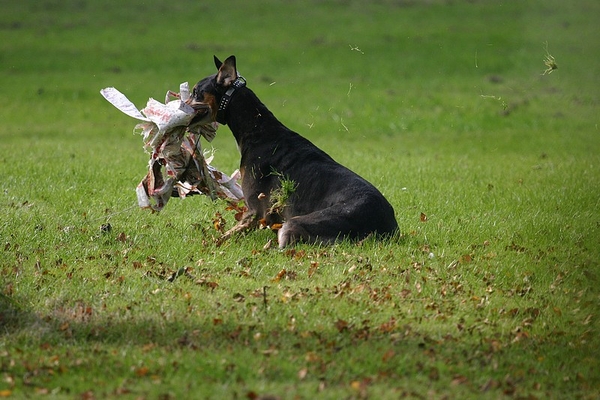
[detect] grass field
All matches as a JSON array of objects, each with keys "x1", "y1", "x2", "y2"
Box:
[{"x1": 1, "y1": 0, "x2": 599, "y2": 398}]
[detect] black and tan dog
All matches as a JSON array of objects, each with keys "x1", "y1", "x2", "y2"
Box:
[{"x1": 189, "y1": 55, "x2": 398, "y2": 248}]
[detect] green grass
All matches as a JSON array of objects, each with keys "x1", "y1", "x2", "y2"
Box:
[{"x1": 1, "y1": 0, "x2": 599, "y2": 398}]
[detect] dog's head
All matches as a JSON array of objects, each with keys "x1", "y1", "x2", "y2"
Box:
[{"x1": 188, "y1": 55, "x2": 241, "y2": 125}]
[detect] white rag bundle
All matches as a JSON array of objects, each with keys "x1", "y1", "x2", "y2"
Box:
[{"x1": 100, "y1": 83, "x2": 243, "y2": 211}]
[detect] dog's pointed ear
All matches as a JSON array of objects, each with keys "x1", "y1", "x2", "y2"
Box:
[
  {"x1": 214, "y1": 55, "x2": 222, "y2": 70},
  {"x1": 216, "y1": 55, "x2": 237, "y2": 87}
]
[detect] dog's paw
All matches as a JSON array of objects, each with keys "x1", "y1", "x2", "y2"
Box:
[
  {"x1": 277, "y1": 223, "x2": 296, "y2": 249},
  {"x1": 276, "y1": 223, "x2": 288, "y2": 249}
]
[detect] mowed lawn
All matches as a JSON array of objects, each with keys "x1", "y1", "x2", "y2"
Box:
[{"x1": 1, "y1": 0, "x2": 599, "y2": 398}]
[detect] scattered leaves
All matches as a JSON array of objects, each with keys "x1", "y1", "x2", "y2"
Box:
[
  {"x1": 100, "y1": 223, "x2": 112, "y2": 233},
  {"x1": 335, "y1": 319, "x2": 350, "y2": 332},
  {"x1": 225, "y1": 201, "x2": 247, "y2": 221},
  {"x1": 196, "y1": 277, "x2": 219, "y2": 291},
  {"x1": 298, "y1": 368, "x2": 308, "y2": 380},
  {"x1": 247, "y1": 392, "x2": 280, "y2": 400},
  {"x1": 272, "y1": 269, "x2": 287, "y2": 282},
  {"x1": 451, "y1": 375, "x2": 469, "y2": 386},
  {"x1": 167, "y1": 266, "x2": 193, "y2": 282},
  {"x1": 382, "y1": 349, "x2": 395, "y2": 363},
  {"x1": 271, "y1": 269, "x2": 296, "y2": 282},
  {"x1": 506, "y1": 242, "x2": 526, "y2": 253},
  {"x1": 458, "y1": 254, "x2": 473, "y2": 264},
  {"x1": 233, "y1": 293, "x2": 245, "y2": 302},
  {"x1": 308, "y1": 261, "x2": 319, "y2": 278},
  {"x1": 213, "y1": 212, "x2": 226, "y2": 233}
]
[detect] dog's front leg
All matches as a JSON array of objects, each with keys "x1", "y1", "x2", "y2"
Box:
[{"x1": 216, "y1": 211, "x2": 259, "y2": 246}]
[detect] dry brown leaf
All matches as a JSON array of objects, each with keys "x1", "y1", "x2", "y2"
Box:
[
  {"x1": 213, "y1": 212, "x2": 226, "y2": 233},
  {"x1": 335, "y1": 319, "x2": 350, "y2": 332},
  {"x1": 233, "y1": 293, "x2": 245, "y2": 302},
  {"x1": 379, "y1": 317, "x2": 397, "y2": 333},
  {"x1": 382, "y1": 349, "x2": 395, "y2": 363},
  {"x1": 80, "y1": 391, "x2": 95, "y2": 400},
  {"x1": 271, "y1": 269, "x2": 287, "y2": 282},
  {"x1": 451, "y1": 375, "x2": 469, "y2": 386},
  {"x1": 298, "y1": 368, "x2": 308, "y2": 380},
  {"x1": 308, "y1": 261, "x2": 319, "y2": 278},
  {"x1": 459, "y1": 254, "x2": 473, "y2": 264},
  {"x1": 429, "y1": 367, "x2": 440, "y2": 381},
  {"x1": 305, "y1": 351, "x2": 321, "y2": 363}
]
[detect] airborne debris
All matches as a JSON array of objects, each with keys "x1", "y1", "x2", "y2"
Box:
[
  {"x1": 267, "y1": 171, "x2": 297, "y2": 217},
  {"x1": 542, "y1": 42, "x2": 558, "y2": 75},
  {"x1": 100, "y1": 83, "x2": 243, "y2": 211},
  {"x1": 349, "y1": 44, "x2": 364, "y2": 54}
]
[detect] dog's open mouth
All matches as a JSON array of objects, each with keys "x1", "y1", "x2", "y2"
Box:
[
  {"x1": 187, "y1": 105, "x2": 213, "y2": 132},
  {"x1": 100, "y1": 82, "x2": 243, "y2": 211}
]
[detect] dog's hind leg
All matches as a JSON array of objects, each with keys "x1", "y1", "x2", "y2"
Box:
[
  {"x1": 276, "y1": 217, "x2": 342, "y2": 249},
  {"x1": 276, "y1": 208, "x2": 357, "y2": 249},
  {"x1": 216, "y1": 212, "x2": 260, "y2": 246},
  {"x1": 277, "y1": 200, "x2": 397, "y2": 249}
]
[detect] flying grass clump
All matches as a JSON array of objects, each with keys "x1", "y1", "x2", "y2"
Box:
[
  {"x1": 542, "y1": 42, "x2": 558, "y2": 75},
  {"x1": 268, "y1": 170, "x2": 298, "y2": 216}
]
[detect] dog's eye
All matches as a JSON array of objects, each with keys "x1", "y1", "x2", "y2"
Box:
[{"x1": 193, "y1": 88, "x2": 205, "y2": 100}]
